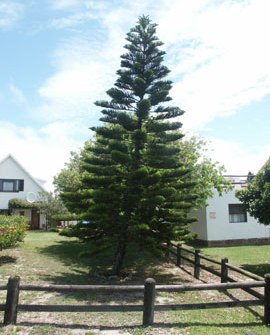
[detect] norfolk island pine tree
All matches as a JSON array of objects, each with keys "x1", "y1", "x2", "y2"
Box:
[{"x1": 62, "y1": 16, "x2": 199, "y2": 275}]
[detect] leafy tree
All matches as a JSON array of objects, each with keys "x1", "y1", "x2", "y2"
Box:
[
  {"x1": 38, "y1": 192, "x2": 71, "y2": 228},
  {"x1": 53, "y1": 151, "x2": 82, "y2": 195},
  {"x1": 53, "y1": 145, "x2": 91, "y2": 214},
  {"x1": 178, "y1": 136, "x2": 231, "y2": 208},
  {"x1": 236, "y1": 158, "x2": 270, "y2": 225},
  {"x1": 56, "y1": 16, "x2": 229, "y2": 275}
]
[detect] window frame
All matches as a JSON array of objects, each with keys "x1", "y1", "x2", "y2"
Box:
[
  {"x1": 0, "y1": 179, "x2": 24, "y2": 192},
  {"x1": 228, "y1": 204, "x2": 247, "y2": 223}
]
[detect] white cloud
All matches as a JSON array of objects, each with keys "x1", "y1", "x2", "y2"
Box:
[
  {"x1": 9, "y1": 82, "x2": 26, "y2": 105},
  {"x1": 49, "y1": 0, "x2": 82, "y2": 10},
  {"x1": 49, "y1": 12, "x2": 93, "y2": 29},
  {"x1": 155, "y1": 0, "x2": 270, "y2": 130},
  {"x1": 37, "y1": 39, "x2": 117, "y2": 123},
  {"x1": 0, "y1": 2, "x2": 24, "y2": 29},
  {"x1": 205, "y1": 137, "x2": 270, "y2": 175}
]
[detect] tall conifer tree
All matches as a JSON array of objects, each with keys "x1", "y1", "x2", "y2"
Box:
[{"x1": 75, "y1": 16, "x2": 197, "y2": 274}]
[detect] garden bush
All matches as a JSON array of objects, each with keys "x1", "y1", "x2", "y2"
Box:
[
  {"x1": 58, "y1": 228, "x2": 74, "y2": 237},
  {"x1": 0, "y1": 215, "x2": 28, "y2": 250},
  {"x1": 48, "y1": 227, "x2": 59, "y2": 232}
]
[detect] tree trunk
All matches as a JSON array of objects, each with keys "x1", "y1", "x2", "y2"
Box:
[{"x1": 111, "y1": 240, "x2": 127, "y2": 276}]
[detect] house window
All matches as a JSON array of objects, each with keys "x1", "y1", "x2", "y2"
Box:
[
  {"x1": 3, "y1": 181, "x2": 14, "y2": 192},
  {"x1": 0, "y1": 179, "x2": 24, "y2": 192},
  {"x1": 229, "y1": 204, "x2": 247, "y2": 223}
]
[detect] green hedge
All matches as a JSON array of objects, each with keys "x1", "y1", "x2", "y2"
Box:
[{"x1": 8, "y1": 198, "x2": 42, "y2": 209}]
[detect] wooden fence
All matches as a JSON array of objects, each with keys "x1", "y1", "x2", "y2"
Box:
[
  {"x1": 167, "y1": 242, "x2": 266, "y2": 300},
  {"x1": 0, "y1": 274, "x2": 270, "y2": 326}
]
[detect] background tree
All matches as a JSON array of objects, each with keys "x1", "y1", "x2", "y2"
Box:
[
  {"x1": 236, "y1": 158, "x2": 270, "y2": 225},
  {"x1": 53, "y1": 147, "x2": 87, "y2": 214},
  {"x1": 53, "y1": 150, "x2": 82, "y2": 195},
  {"x1": 179, "y1": 136, "x2": 232, "y2": 207},
  {"x1": 35, "y1": 192, "x2": 72, "y2": 229}
]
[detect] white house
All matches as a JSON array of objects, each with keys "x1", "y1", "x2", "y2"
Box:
[
  {"x1": 190, "y1": 176, "x2": 270, "y2": 246},
  {"x1": 0, "y1": 154, "x2": 47, "y2": 229}
]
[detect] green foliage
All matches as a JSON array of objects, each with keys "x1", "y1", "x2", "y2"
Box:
[
  {"x1": 8, "y1": 198, "x2": 42, "y2": 209},
  {"x1": 58, "y1": 228, "x2": 74, "y2": 237},
  {"x1": 53, "y1": 150, "x2": 84, "y2": 194},
  {"x1": 236, "y1": 158, "x2": 270, "y2": 224},
  {"x1": 50, "y1": 213, "x2": 79, "y2": 221},
  {"x1": 48, "y1": 227, "x2": 59, "y2": 232},
  {"x1": 0, "y1": 215, "x2": 28, "y2": 250},
  {"x1": 38, "y1": 192, "x2": 70, "y2": 221},
  {"x1": 178, "y1": 136, "x2": 232, "y2": 208},
  {"x1": 53, "y1": 146, "x2": 91, "y2": 214}
]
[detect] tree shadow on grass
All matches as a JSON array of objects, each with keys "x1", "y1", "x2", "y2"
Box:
[
  {"x1": 0, "y1": 255, "x2": 16, "y2": 266},
  {"x1": 241, "y1": 263, "x2": 270, "y2": 277},
  {"x1": 36, "y1": 238, "x2": 189, "y2": 303},
  {"x1": 37, "y1": 239, "x2": 189, "y2": 283}
]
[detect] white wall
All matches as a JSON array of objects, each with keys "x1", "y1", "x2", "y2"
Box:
[
  {"x1": 190, "y1": 207, "x2": 208, "y2": 240},
  {"x1": 0, "y1": 156, "x2": 44, "y2": 209},
  {"x1": 191, "y1": 188, "x2": 270, "y2": 242}
]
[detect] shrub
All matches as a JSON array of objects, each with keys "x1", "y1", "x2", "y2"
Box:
[
  {"x1": 0, "y1": 215, "x2": 28, "y2": 250},
  {"x1": 58, "y1": 228, "x2": 74, "y2": 237},
  {"x1": 48, "y1": 228, "x2": 59, "y2": 232}
]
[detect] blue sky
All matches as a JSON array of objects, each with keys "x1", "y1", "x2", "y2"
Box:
[{"x1": 1, "y1": 0, "x2": 270, "y2": 190}]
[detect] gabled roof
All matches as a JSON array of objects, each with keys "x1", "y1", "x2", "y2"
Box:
[{"x1": 0, "y1": 154, "x2": 46, "y2": 192}]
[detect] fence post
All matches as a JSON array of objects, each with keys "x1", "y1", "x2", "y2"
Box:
[
  {"x1": 221, "y1": 258, "x2": 228, "y2": 283},
  {"x1": 176, "y1": 243, "x2": 182, "y2": 267},
  {"x1": 194, "y1": 249, "x2": 200, "y2": 279},
  {"x1": 143, "y1": 278, "x2": 156, "y2": 326},
  {"x1": 264, "y1": 273, "x2": 270, "y2": 325},
  {"x1": 4, "y1": 276, "x2": 20, "y2": 325}
]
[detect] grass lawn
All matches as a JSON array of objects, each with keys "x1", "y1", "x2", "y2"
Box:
[
  {"x1": 0, "y1": 232, "x2": 269, "y2": 334},
  {"x1": 198, "y1": 244, "x2": 270, "y2": 277}
]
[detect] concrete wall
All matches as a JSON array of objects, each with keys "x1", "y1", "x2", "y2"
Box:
[
  {"x1": 190, "y1": 207, "x2": 208, "y2": 240},
  {"x1": 190, "y1": 188, "x2": 270, "y2": 243}
]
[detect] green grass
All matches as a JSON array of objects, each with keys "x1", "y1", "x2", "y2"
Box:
[
  {"x1": 198, "y1": 244, "x2": 270, "y2": 277},
  {"x1": 0, "y1": 232, "x2": 269, "y2": 334}
]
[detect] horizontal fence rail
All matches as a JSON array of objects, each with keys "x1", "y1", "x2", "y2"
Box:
[
  {"x1": 19, "y1": 284, "x2": 145, "y2": 292},
  {"x1": 226, "y1": 263, "x2": 264, "y2": 281},
  {"x1": 154, "y1": 299, "x2": 264, "y2": 311},
  {"x1": 169, "y1": 243, "x2": 264, "y2": 281},
  {"x1": 18, "y1": 304, "x2": 144, "y2": 313},
  {"x1": 0, "y1": 274, "x2": 270, "y2": 326},
  {"x1": 166, "y1": 242, "x2": 268, "y2": 303}
]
